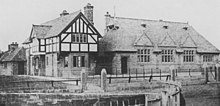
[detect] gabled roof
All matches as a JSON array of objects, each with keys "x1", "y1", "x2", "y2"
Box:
[
  {"x1": 31, "y1": 25, "x2": 52, "y2": 39},
  {"x1": 100, "y1": 16, "x2": 220, "y2": 53},
  {"x1": 134, "y1": 32, "x2": 153, "y2": 46},
  {"x1": 181, "y1": 35, "x2": 197, "y2": 48},
  {"x1": 0, "y1": 47, "x2": 26, "y2": 62},
  {"x1": 41, "y1": 10, "x2": 81, "y2": 38},
  {"x1": 23, "y1": 10, "x2": 101, "y2": 44},
  {"x1": 159, "y1": 32, "x2": 176, "y2": 47}
]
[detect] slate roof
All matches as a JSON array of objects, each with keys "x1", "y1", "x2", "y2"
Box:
[
  {"x1": 101, "y1": 16, "x2": 220, "y2": 53},
  {"x1": 23, "y1": 10, "x2": 81, "y2": 44},
  {"x1": 41, "y1": 10, "x2": 81, "y2": 38},
  {"x1": 0, "y1": 47, "x2": 26, "y2": 62}
]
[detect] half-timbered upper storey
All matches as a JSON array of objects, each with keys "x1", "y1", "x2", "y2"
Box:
[
  {"x1": 23, "y1": 25, "x2": 51, "y2": 55},
  {"x1": 23, "y1": 10, "x2": 102, "y2": 54}
]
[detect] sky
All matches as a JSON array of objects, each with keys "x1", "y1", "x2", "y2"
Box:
[{"x1": 0, "y1": 0, "x2": 220, "y2": 51}]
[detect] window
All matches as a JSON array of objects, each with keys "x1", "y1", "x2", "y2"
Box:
[
  {"x1": 35, "y1": 58, "x2": 39, "y2": 69},
  {"x1": 64, "y1": 56, "x2": 68, "y2": 67},
  {"x1": 73, "y1": 56, "x2": 77, "y2": 67},
  {"x1": 137, "y1": 49, "x2": 150, "y2": 62},
  {"x1": 72, "y1": 34, "x2": 87, "y2": 43},
  {"x1": 183, "y1": 50, "x2": 194, "y2": 62},
  {"x1": 46, "y1": 57, "x2": 49, "y2": 66},
  {"x1": 203, "y1": 55, "x2": 213, "y2": 62},
  {"x1": 3, "y1": 63, "x2": 7, "y2": 68},
  {"x1": 162, "y1": 49, "x2": 174, "y2": 62},
  {"x1": 73, "y1": 56, "x2": 85, "y2": 67}
]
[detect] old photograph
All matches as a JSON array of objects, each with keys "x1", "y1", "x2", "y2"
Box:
[{"x1": 0, "y1": 0, "x2": 220, "y2": 106}]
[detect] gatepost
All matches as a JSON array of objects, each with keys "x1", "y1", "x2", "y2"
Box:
[
  {"x1": 176, "y1": 87, "x2": 181, "y2": 106},
  {"x1": 81, "y1": 69, "x2": 87, "y2": 92},
  {"x1": 170, "y1": 65, "x2": 176, "y2": 81},
  {"x1": 202, "y1": 63, "x2": 208, "y2": 84},
  {"x1": 101, "y1": 68, "x2": 107, "y2": 92},
  {"x1": 216, "y1": 63, "x2": 220, "y2": 82},
  {"x1": 161, "y1": 90, "x2": 168, "y2": 106},
  {"x1": 145, "y1": 95, "x2": 148, "y2": 106}
]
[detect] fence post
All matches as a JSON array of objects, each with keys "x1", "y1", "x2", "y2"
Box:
[
  {"x1": 176, "y1": 69, "x2": 178, "y2": 77},
  {"x1": 101, "y1": 69, "x2": 107, "y2": 92},
  {"x1": 129, "y1": 68, "x2": 131, "y2": 76},
  {"x1": 170, "y1": 66, "x2": 175, "y2": 81},
  {"x1": 136, "y1": 69, "x2": 137, "y2": 79},
  {"x1": 143, "y1": 67, "x2": 145, "y2": 79},
  {"x1": 116, "y1": 67, "x2": 117, "y2": 77},
  {"x1": 189, "y1": 69, "x2": 191, "y2": 77},
  {"x1": 128, "y1": 75, "x2": 131, "y2": 83},
  {"x1": 160, "y1": 69, "x2": 162, "y2": 80},
  {"x1": 109, "y1": 74, "x2": 112, "y2": 84},
  {"x1": 151, "y1": 68, "x2": 153, "y2": 75},
  {"x1": 80, "y1": 69, "x2": 87, "y2": 92}
]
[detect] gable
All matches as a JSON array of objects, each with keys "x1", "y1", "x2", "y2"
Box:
[
  {"x1": 181, "y1": 35, "x2": 197, "y2": 47},
  {"x1": 159, "y1": 33, "x2": 176, "y2": 47},
  {"x1": 61, "y1": 12, "x2": 101, "y2": 38},
  {"x1": 134, "y1": 33, "x2": 153, "y2": 46}
]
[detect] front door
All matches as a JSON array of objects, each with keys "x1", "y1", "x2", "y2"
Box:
[
  {"x1": 121, "y1": 57, "x2": 128, "y2": 74},
  {"x1": 18, "y1": 62, "x2": 25, "y2": 75}
]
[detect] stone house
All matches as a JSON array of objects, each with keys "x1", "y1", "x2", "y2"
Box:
[
  {"x1": 99, "y1": 13, "x2": 220, "y2": 74},
  {"x1": 23, "y1": 3, "x2": 102, "y2": 77},
  {"x1": 0, "y1": 42, "x2": 26, "y2": 75}
]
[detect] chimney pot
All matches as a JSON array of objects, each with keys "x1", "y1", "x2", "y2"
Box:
[
  {"x1": 84, "y1": 3, "x2": 94, "y2": 25},
  {"x1": 8, "y1": 42, "x2": 19, "y2": 51},
  {"x1": 60, "y1": 10, "x2": 69, "y2": 17}
]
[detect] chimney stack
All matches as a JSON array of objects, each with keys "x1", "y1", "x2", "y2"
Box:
[
  {"x1": 8, "y1": 42, "x2": 18, "y2": 51},
  {"x1": 84, "y1": 3, "x2": 94, "y2": 25},
  {"x1": 105, "y1": 12, "x2": 111, "y2": 26},
  {"x1": 60, "y1": 10, "x2": 69, "y2": 17}
]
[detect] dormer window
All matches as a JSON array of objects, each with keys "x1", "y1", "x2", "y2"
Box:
[
  {"x1": 183, "y1": 27, "x2": 188, "y2": 30},
  {"x1": 163, "y1": 26, "x2": 168, "y2": 29},
  {"x1": 107, "y1": 25, "x2": 119, "y2": 30},
  {"x1": 141, "y1": 24, "x2": 146, "y2": 28}
]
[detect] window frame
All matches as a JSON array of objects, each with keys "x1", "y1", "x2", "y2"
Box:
[
  {"x1": 203, "y1": 55, "x2": 213, "y2": 62},
  {"x1": 72, "y1": 34, "x2": 87, "y2": 43},
  {"x1": 161, "y1": 49, "x2": 174, "y2": 63},
  {"x1": 64, "y1": 56, "x2": 68, "y2": 67},
  {"x1": 73, "y1": 56, "x2": 86, "y2": 67},
  {"x1": 3, "y1": 62, "x2": 7, "y2": 69},
  {"x1": 183, "y1": 50, "x2": 195, "y2": 62},
  {"x1": 137, "y1": 49, "x2": 151, "y2": 63}
]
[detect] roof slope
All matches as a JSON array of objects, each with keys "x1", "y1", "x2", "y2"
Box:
[
  {"x1": 101, "y1": 16, "x2": 220, "y2": 53},
  {"x1": 0, "y1": 47, "x2": 26, "y2": 62},
  {"x1": 23, "y1": 10, "x2": 81, "y2": 44},
  {"x1": 41, "y1": 10, "x2": 80, "y2": 38},
  {"x1": 32, "y1": 25, "x2": 52, "y2": 38}
]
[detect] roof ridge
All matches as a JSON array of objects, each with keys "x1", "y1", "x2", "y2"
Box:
[
  {"x1": 111, "y1": 16, "x2": 188, "y2": 24},
  {"x1": 41, "y1": 10, "x2": 81, "y2": 25},
  {"x1": 33, "y1": 24, "x2": 52, "y2": 27},
  {"x1": 9, "y1": 47, "x2": 22, "y2": 61}
]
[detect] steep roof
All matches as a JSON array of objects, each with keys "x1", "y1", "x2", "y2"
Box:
[
  {"x1": 0, "y1": 47, "x2": 26, "y2": 62},
  {"x1": 101, "y1": 16, "x2": 220, "y2": 53},
  {"x1": 23, "y1": 10, "x2": 81, "y2": 44},
  {"x1": 41, "y1": 10, "x2": 81, "y2": 38}
]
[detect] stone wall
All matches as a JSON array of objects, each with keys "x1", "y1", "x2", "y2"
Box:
[
  {"x1": 109, "y1": 52, "x2": 219, "y2": 74},
  {"x1": 0, "y1": 62, "x2": 13, "y2": 75},
  {"x1": 45, "y1": 53, "x2": 58, "y2": 77}
]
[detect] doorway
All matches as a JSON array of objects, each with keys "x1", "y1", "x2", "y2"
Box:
[
  {"x1": 121, "y1": 57, "x2": 128, "y2": 74},
  {"x1": 18, "y1": 62, "x2": 25, "y2": 75}
]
